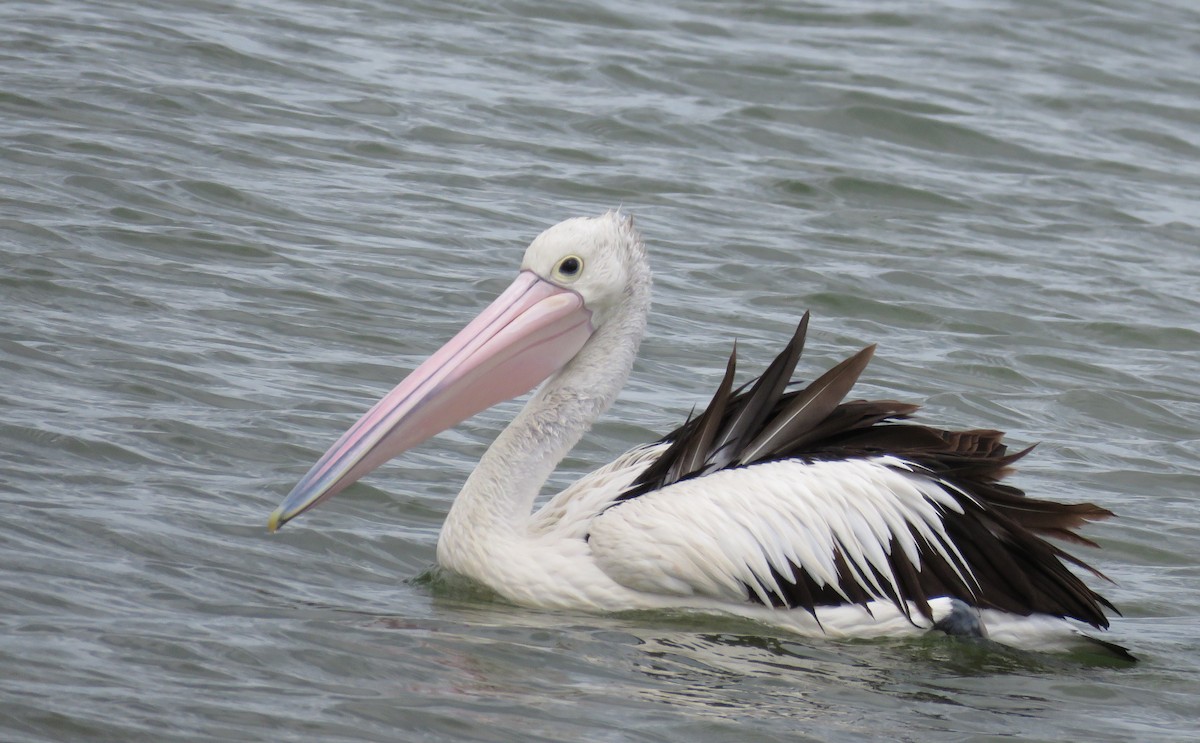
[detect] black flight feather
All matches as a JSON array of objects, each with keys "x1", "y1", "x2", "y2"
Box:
[
  {"x1": 739, "y1": 343, "x2": 876, "y2": 466},
  {"x1": 709, "y1": 313, "x2": 810, "y2": 471}
]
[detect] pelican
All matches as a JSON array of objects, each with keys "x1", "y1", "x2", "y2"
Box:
[{"x1": 270, "y1": 211, "x2": 1128, "y2": 658}]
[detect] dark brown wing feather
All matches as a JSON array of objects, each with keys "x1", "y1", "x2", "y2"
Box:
[{"x1": 614, "y1": 315, "x2": 1119, "y2": 634}]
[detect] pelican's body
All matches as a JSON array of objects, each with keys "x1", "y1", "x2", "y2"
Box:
[{"x1": 271, "y1": 212, "x2": 1127, "y2": 658}]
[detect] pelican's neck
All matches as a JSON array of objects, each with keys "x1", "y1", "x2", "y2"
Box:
[{"x1": 437, "y1": 277, "x2": 649, "y2": 567}]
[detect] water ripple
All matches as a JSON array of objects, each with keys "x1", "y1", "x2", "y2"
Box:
[{"x1": 2, "y1": 0, "x2": 1199, "y2": 740}]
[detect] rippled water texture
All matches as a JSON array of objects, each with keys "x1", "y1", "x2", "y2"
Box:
[{"x1": 3, "y1": 0, "x2": 1199, "y2": 740}]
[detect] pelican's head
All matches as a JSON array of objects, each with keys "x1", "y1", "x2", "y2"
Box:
[
  {"x1": 269, "y1": 211, "x2": 646, "y2": 531},
  {"x1": 519, "y1": 211, "x2": 648, "y2": 330}
]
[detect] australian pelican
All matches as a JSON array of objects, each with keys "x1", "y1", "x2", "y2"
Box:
[{"x1": 271, "y1": 212, "x2": 1127, "y2": 658}]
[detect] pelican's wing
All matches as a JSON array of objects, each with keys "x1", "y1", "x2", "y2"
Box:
[
  {"x1": 588, "y1": 455, "x2": 1112, "y2": 627},
  {"x1": 588, "y1": 316, "x2": 1116, "y2": 628}
]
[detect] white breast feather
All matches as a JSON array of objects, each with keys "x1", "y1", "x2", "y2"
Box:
[{"x1": 528, "y1": 442, "x2": 669, "y2": 538}]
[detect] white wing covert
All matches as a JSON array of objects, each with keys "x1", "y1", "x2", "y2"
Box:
[{"x1": 587, "y1": 456, "x2": 978, "y2": 619}]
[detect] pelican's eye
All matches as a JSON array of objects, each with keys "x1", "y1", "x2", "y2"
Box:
[{"x1": 554, "y1": 255, "x2": 584, "y2": 281}]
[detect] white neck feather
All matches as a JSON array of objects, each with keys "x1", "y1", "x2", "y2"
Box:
[{"x1": 436, "y1": 272, "x2": 650, "y2": 574}]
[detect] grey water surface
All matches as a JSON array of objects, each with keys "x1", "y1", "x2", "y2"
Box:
[{"x1": 3, "y1": 0, "x2": 1199, "y2": 740}]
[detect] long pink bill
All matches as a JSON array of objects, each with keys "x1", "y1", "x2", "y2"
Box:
[{"x1": 269, "y1": 271, "x2": 594, "y2": 531}]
